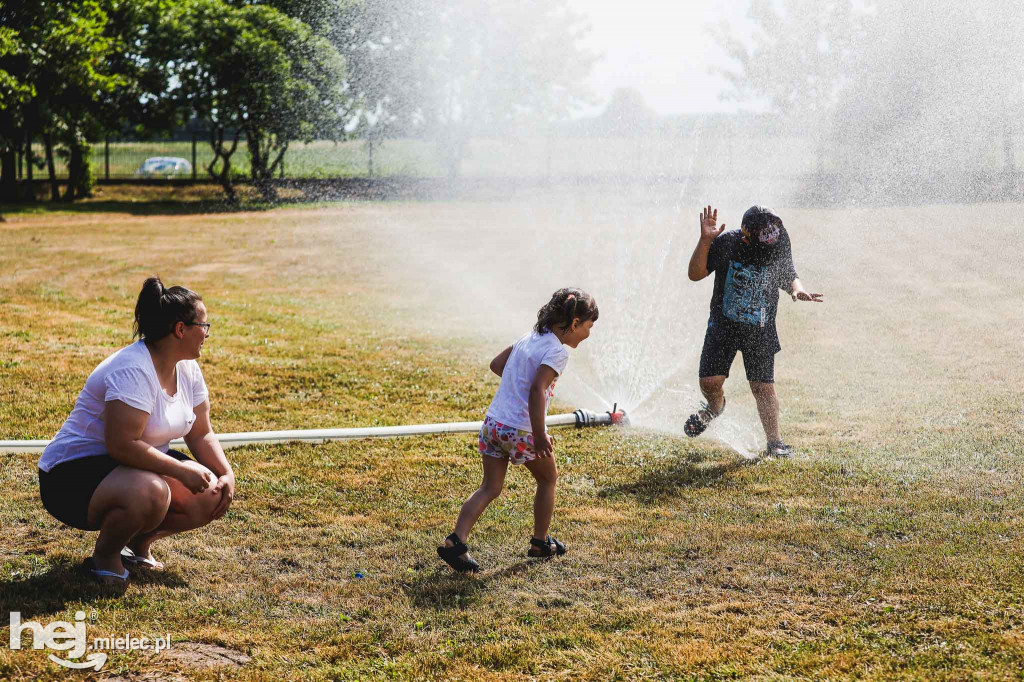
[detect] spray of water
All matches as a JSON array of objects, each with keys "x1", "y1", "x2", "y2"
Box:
[
  {"x1": 306, "y1": 0, "x2": 1024, "y2": 458},
  {"x1": 365, "y1": 166, "x2": 768, "y2": 458}
]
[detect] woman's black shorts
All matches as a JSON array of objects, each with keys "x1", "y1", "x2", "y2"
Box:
[
  {"x1": 698, "y1": 319, "x2": 780, "y2": 383},
  {"x1": 38, "y1": 450, "x2": 192, "y2": 531}
]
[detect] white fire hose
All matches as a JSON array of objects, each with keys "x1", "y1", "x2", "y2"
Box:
[{"x1": 0, "y1": 406, "x2": 629, "y2": 454}]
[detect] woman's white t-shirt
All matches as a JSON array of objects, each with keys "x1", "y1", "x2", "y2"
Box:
[
  {"x1": 485, "y1": 330, "x2": 569, "y2": 431},
  {"x1": 39, "y1": 340, "x2": 209, "y2": 472}
]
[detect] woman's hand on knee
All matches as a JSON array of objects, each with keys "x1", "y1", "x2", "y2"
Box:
[
  {"x1": 209, "y1": 472, "x2": 235, "y2": 520},
  {"x1": 175, "y1": 460, "x2": 217, "y2": 494}
]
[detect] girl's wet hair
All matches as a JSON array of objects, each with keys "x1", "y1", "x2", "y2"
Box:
[
  {"x1": 133, "y1": 276, "x2": 203, "y2": 341},
  {"x1": 535, "y1": 287, "x2": 598, "y2": 334}
]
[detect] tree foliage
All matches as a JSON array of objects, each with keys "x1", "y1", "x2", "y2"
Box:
[
  {"x1": 0, "y1": 0, "x2": 125, "y2": 200},
  {"x1": 0, "y1": 0, "x2": 593, "y2": 202},
  {"x1": 830, "y1": 1, "x2": 1024, "y2": 182},
  {"x1": 718, "y1": 0, "x2": 1024, "y2": 199},
  {"x1": 716, "y1": 0, "x2": 860, "y2": 123},
  {"x1": 319, "y1": 0, "x2": 594, "y2": 178},
  {"x1": 0, "y1": 27, "x2": 32, "y2": 113},
  {"x1": 412, "y1": 0, "x2": 595, "y2": 177},
  {"x1": 159, "y1": 0, "x2": 347, "y2": 201}
]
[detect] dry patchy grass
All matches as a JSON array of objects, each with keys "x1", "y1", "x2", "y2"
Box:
[{"x1": 1, "y1": 197, "x2": 1023, "y2": 680}]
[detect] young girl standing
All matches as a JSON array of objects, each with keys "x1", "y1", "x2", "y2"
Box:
[{"x1": 438, "y1": 288, "x2": 599, "y2": 573}]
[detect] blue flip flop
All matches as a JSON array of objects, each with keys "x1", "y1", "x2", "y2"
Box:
[{"x1": 83, "y1": 557, "x2": 129, "y2": 583}]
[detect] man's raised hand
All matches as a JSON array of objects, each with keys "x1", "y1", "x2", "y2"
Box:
[{"x1": 700, "y1": 205, "x2": 725, "y2": 241}]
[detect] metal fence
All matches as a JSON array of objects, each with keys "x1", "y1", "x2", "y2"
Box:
[
  {"x1": 14, "y1": 131, "x2": 1024, "y2": 191},
  {"x1": 7, "y1": 132, "x2": 884, "y2": 181}
]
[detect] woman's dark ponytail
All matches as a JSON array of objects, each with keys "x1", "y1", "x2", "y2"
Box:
[
  {"x1": 133, "y1": 276, "x2": 202, "y2": 341},
  {"x1": 535, "y1": 287, "x2": 598, "y2": 334}
]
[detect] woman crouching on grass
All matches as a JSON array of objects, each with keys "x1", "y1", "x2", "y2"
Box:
[
  {"x1": 37, "y1": 277, "x2": 234, "y2": 586},
  {"x1": 438, "y1": 287, "x2": 598, "y2": 573}
]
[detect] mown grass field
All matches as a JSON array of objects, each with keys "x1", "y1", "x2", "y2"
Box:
[{"x1": 1, "y1": 187, "x2": 1023, "y2": 680}]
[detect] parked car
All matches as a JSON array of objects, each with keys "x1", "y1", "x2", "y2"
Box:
[{"x1": 135, "y1": 157, "x2": 192, "y2": 178}]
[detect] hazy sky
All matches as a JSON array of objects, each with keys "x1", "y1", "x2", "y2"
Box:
[{"x1": 564, "y1": 0, "x2": 756, "y2": 116}]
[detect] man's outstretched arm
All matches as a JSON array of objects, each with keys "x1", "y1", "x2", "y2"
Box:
[
  {"x1": 688, "y1": 205, "x2": 725, "y2": 281},
  {"x1": 790, "y1": 278, "x2": 824, "y2": 302}
]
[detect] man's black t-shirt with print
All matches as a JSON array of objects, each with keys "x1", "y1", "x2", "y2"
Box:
[{"x1": 706, "y1": 229, "x2": 798, "y2": 353}]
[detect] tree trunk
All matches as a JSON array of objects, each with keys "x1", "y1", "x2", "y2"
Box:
[
  {"x1": 43, "y1": 133, "x2": 60, "y2": 201},
  {"x1": 1004, "y1": 125, "x2": 1015, "y2": 173},
  {"x1": 254, "y1": 176, "x2": 278, "y2": 203},
  {"x1": 1003, "y1": 122, "x2": 1017, "y2": 199},
  {"x1": 208, "y1": 126, "x2": 240, "y2": 205},
  {"x1": 247, "y1": 127, "x2": 280, "y2": 203},
  {"x1": 220, "y1": 177, "x2": 238, "y2": 204},
  {"x1": 0, "y1": 147, "x2": 17, "y2": 202},
  {"x1": 256, "y1": 147, "x2": 282, "y2": 202},
  {"x1": 446, "y1": 129, "x2": 467, "y2": 180},
  {"x1": 62, "y1": 138, "x2": 92, "y2": 202},
  {"x1": 23, "y1": 131, "x2": 35, "y2": 202},
  {"x1": 63, "y1": 144, "x2": 79, "y2": 201}
]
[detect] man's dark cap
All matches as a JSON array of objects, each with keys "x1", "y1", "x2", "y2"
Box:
[
  {"x1": 741, "y1": 205, "x2": 784, "y2": 246},
  {"x1": 741, "y1": 205, "x2": 782, "y2": 228}
]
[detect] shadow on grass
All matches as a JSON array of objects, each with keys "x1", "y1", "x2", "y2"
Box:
[
  {"x1": 404, "y1": 559, "x2": 544, "y2": 611},
  {"x1": 0, "y1": 559, "x2": 187, "y2": 618},
  {"x1": 0, "y1": 199, "x2": 268, "y2": 218},
  {"x1": 598, "y1": 455, "x2": 756, "y2": 505},
  {"x1": 0, "y1": 176, "x2": 568, "y2": 219}
]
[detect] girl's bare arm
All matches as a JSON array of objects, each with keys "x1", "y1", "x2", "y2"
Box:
[{"x1": 489, "y1": 345, "x2": 513, "y2": 376}]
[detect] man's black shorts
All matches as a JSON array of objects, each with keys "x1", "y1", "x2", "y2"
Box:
[{"x1": 698, "y1": 318, "x2": 780, "y2": 383}]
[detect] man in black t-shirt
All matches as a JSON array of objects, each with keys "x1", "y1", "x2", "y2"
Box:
[{"x1": 684, "y1": 205, "x2": 823, "y2": 457}]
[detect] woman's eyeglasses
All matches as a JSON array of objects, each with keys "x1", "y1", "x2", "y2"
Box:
[{"x1": 185, "y1": 321, "x2": 211, "y2": 334}]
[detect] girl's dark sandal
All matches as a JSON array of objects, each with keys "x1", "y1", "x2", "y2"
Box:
[
  {"x1": 528, "y1": 535, "x2": 566, "y2": 557},
  {"x1": 437, "y1": 532, "x2": 480, "y2": 573}
]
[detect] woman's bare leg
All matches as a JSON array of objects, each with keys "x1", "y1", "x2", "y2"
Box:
[
  {"x1": 127, "y1": 475, "x2": 223, "y2": 566},
  {"x1": 87, "y1": 467, "x2": 171, "y2": 576}
]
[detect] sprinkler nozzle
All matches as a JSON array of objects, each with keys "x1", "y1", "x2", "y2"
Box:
[
  {"x1": 572, "y1": 404, "x2": 629, "y2": 429},
  {"x1": 607, "y1": 402, "x2": 630, "y2": 427}
]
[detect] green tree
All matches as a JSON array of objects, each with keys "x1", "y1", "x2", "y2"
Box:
[
  {"x1": 161, "y1": 0, "x2": 347, "y2": 202},
  {"x1": 102, "y1": 0, "x2": 184, "y2": 139},
  {"x1": 0, "y1": 0, "x2": 127, "y2": 202},
  {"x1": 327, "y1": 0, "x2": 426, "y2": 173},
  {"x1": 715, "y1": 0, "x2": 863, "y2": 173},
  {"x1": 717, "y1": 0, "x2": 1024, "y2": 202},
  {"x1": 315, "y1": 0, "x2": 593, "y2": 179},
  {"x1": 414, "y1": 0, "x2": 595, "y2": 178},
  {"x1": 827, "y1": 0, "x2": 1024, "y2": 199},
  {"x1": 240, "y1": 0, "x2": 352, "y2": 44},
  {"x1": 252, "y1": 0, "x2": 433, "y2": 173},
  {"x1": 595, "y1": 87, "x2": 658, "y2": 136},
  {"x1": 0, "y1": 25, "x2": 33, "y2": 202},
  {"x1": 246, "y1": 0, "x2": 595, "y2": 179},
  {"x1": 0, "y1": 27, "x2": 32, "y2": 113}
]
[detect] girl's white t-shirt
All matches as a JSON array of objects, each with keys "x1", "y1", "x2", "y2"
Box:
[
  {"x1": 486, "y1": 330, "x2": 569, "y2": 431},
  {"x1": 39, "y1": 340, "x2": 209, "y2": 472}
]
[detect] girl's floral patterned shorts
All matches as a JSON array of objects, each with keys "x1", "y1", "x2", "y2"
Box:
[{"x1": 478, "y1": 416, "x2": 537, "y2": 465}]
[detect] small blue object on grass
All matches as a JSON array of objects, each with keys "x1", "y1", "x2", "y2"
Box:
[{"x1": 354, "y1": 571, "x2": 364, "y2": 579}]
